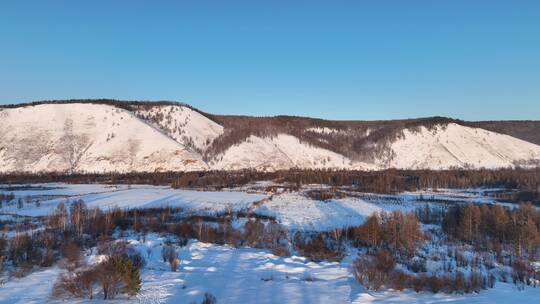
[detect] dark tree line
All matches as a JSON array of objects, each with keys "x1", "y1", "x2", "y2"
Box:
[{"x1": 2, "y1": 169, "x2": 539, "y2": 201}]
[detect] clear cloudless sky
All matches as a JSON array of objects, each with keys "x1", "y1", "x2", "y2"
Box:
[{"x1": 0, "y1": 0, "x2": 539, "y2": 120}]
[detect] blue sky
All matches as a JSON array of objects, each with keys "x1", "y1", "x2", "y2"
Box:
[{"x1": 0, "y1": 1, "x2": 539, "y2": 120}]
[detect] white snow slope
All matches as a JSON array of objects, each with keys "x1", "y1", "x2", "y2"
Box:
[
  {"x1": 135, "y1": 104, "x2": 223, "y2": 152},
  {"x1": 382, "y1": 123, "x2": 540, "y2": 169},
  {"x1": 210, "y1": 134, "x2": 351, "y2": 171},
  {"x1": 0, "y1": 104, "x2": 207, "y2": 173},
  {"x1": 210, "y1": 124, "x2": 540, "y2": 171}
]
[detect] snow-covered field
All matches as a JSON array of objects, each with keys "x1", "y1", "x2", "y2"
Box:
[
  {"x1": 0, "y1": 184, "x2": 267, "y2": 218},
  {"x1": 1, "y1": 183, "x2": 537, "y2": 303},
  {"x1": 1, "y1": 234, "x2": 539, "y2": 304}
]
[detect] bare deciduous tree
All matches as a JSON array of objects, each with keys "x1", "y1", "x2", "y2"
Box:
[{"x1": 161, "y1": 244, "x2": 178, "y2": 271}]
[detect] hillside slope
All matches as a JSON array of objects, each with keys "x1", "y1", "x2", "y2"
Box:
[
  {"x1": 0, "y1": 100, "x2": 539, "y2": 173},
  {"x1": 380, "y1": 123, "x2": 540, "y2": 169},
  {"x1": 0, "y1": 103, "x2": 207, "y2": 173},
  {"x1": 209, "y1": 134, "x2": 352, "y2": 171},
  {"x1": 134, "y1": 104, "x2": 223, "y2": 153}
]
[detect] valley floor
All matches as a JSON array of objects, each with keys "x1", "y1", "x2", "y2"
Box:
[{"x1": 0, "y1": 183, "x2": 537, "y2": 303}]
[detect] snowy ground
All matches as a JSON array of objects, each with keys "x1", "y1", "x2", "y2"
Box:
[
  {"x1": 1, "y1": 235, "x2": 540, "y2": 304},
  {"x1": 253, "y1": 193, "x2": 383, "y2": 231}
]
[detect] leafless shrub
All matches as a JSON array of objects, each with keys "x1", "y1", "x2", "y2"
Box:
[
  {"x1": 53, "y1": 267, "x2": 98, "y2": 299},
  {"x1": 62, "y1": 242, "x2": 82, "y2": 271},
  {"x1": 304, "y1": 188, "x2": 345, "y2": 201},
  {"x1": 10, "y1": 263, "x2": 33, "y2": 278},
  {"x1": 201, "y1": 292, "x2": 217, "y2": 304},
  {"x1": 294, "y1": 233, "x2": 343, "y2": 262},
  {"x1": 162, "y1": 245, "x2": 178, "y2": 271},
  {"x1": 352, "y1": 250, "x2": 395, "y2": 291}
]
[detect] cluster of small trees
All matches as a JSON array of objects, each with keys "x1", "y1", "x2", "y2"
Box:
[
  {"x1": 283, "y1": 209, "x2": 425, "y2": 262},
  {"x1": 1, "y1": 199, "x2": 146, "y2": 300},
  {"x1": 0, "y1": 192, "x2": 37, "y2": 210},
  {"x1": 512, "y1": 259, "x2": 540, "y2": 289},
  {"x1": 0, "y1": 200, "x2": 143, "y2": 299},
  {"x1": 304, "y1": 188, "x2": 346, "y2": 201},
  {"x1": 53, "y1": 254, "x2": 141, "y2": 300},
  {"x1": 353, "y1": 250, "x2": 494, "y2": 293},
  {"x1": 0, "y1": 194, "x2": 42, "y2": 209},
  {"x1": 3, "y1": 230, "x2": 58, "y2": 277},
  {"x1": 443, "y1": 203, "x2": 540, "y2": 259},
  {"x1": 293, "y1": 233, "x2": 343, "y2": 262},
  {"x1": 348, "y1": 211, "x2": 424, "y2": 256},
  {"x1": 415, "y1": 204, "x2": 446, "y2": 224}
]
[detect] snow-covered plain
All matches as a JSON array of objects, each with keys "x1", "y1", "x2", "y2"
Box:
[
  {"x1": 0, "y1": 184, "x2": 517, "y2": 230},
  {"x1": 0, "y1": 184, "x2": 267, "y2": 217}
]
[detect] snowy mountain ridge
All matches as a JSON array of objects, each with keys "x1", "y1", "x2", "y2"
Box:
[{"x1": 0, "y1": 100, "x2": 539, "y2": 173}]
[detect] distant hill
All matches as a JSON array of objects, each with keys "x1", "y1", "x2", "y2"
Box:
[{"x1": 1, "y1": 99, "x2": 539, "y2": 173}]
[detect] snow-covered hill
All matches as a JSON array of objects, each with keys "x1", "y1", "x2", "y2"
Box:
[
  {"x1": 0, "y1": 101, "x2": 539, "y2": 173},
  {"x1": 0, "y1": 103, "x2": 207, "y2": 173},
  {"x1": 207, "y1": 124, "x2": 540, "y2": 171},
  {"x1": 379, "y1": 123, "x2": 540, "y2": 169}
]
